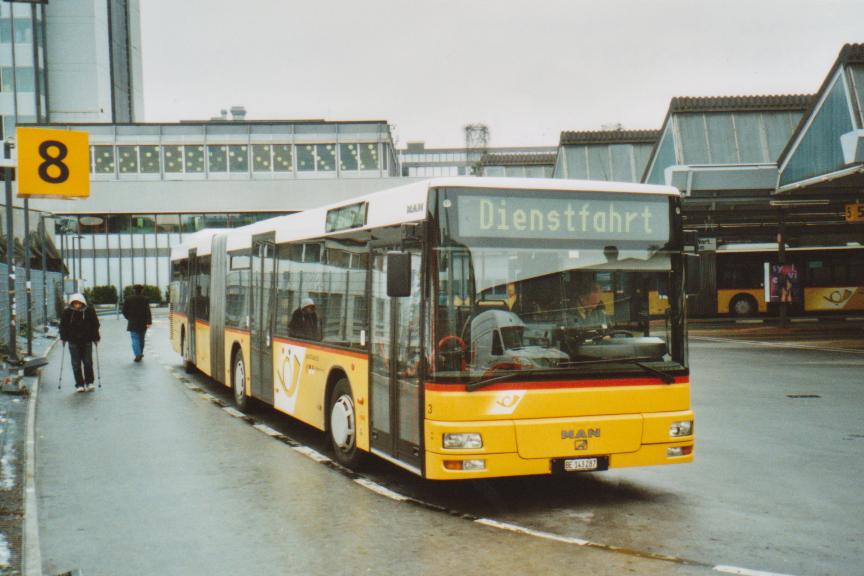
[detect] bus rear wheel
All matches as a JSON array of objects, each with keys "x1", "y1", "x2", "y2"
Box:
[
  {"x1": 729, "y1": 294, "x2": 758, "y2": 317},
  {"x1": 232, "y1": 351, "x2": 249, "y2": 412},
  {"x1": 181, "y1": 328, "x2": 195, "y2": 374},
  {"x1": 329, "y1": 378, "x2": 362, "y2": 469}
]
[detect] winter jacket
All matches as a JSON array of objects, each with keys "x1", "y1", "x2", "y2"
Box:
[
  {"x1": 60, "y1": 305, "x2": 101, "y2": 344},
  {"x1": 122, "y1": 294, "x2": 152, "y2": 332}
]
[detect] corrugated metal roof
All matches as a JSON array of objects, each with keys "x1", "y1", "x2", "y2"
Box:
[
  {"x1": 479, "y1": 153, "x2": 557, "y2": 166},
  {"x1": 670, "y1": 94, "x2": 814, "y2": 113},
  {"x1": 839, "y1": 42, "x2": 864, "y2": 64},
  {"x1": 777, "y1": 43, "x2": 864, "y2": 171},
  {"x1": 559, "y1": 129, "x2": 660, "y2": 146}
]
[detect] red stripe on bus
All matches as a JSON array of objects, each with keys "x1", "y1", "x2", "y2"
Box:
[
  {"x1": 195, "y1": 319, "x2": 210, "y2": 327},
  {"x1": 425, "y1": 376, "x2": 688, "y2": 392},
  {"x1": 271, "y1": 337, "x2": 369, "y2": 360},
  {"x1": 173, "y1": 312, "x2": 187, "y2": 319}
]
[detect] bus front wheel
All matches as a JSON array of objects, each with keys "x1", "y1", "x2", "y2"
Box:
[
  {"x1": 329, "y1": 378, "x2": 362, "y2": 468},
  {"x1": 729, "y1": 294, "x2": 758, "y2": 317}
]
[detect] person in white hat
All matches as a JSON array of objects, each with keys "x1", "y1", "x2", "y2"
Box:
[
  {"x1": 288, "y1": 297, "x2": 321, "y2": 341},
  {"x1": 59, "y1": 293, "x2": 101, "y2": 392}
]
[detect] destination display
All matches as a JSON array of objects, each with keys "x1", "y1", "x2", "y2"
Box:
[{"x1": 456, "y1": 193, "x2": 670, "y2": 243}]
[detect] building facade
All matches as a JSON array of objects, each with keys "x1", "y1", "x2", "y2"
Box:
[{"x1": 28, "y1": 119, "x2": 402, "y2": 298}]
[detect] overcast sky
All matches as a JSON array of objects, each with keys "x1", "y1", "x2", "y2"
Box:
[{"x1": 140, "y1": 0, "x2": 864, "y2": 148}]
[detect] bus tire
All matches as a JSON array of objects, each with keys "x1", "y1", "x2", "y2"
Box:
[
  {"x1": 729, "y1": 294, "x2": 758, "y2": 317},
  {"x1": 328, "y1": 378, "x2": 362, "y2": 469},
  {"x1": 181, "y1": 328, "x2": 195, "y2": 374},
  {"x1": 232, "y1": 350, "x2": 250, "y2": 412}
]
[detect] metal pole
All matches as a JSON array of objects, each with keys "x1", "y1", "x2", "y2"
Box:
[
  {"x1": 76, "y1": 234, "x2": 83, "y2": 291},
  {"x1": 40, "y1": 214, "x2": 48, "y2": 330},
  {"x1": 4, "y1": 141, "x2": 18, "y2": 362},
  {"x1": 24, "y1": 198, "x2": 32, "y2": 356}
]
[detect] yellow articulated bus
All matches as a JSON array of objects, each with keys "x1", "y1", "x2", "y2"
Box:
[
  {"x1": 715, "y1": 244, "x2": 864, "y2": 317},
  {"x1": 169, "y1": 177, "x2": 695, "y2": 480}
]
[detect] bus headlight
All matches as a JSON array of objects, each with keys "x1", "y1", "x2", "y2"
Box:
[
  {"x1": 443, "y1": 433, "x2": 483, "y2": 449},
  {"x1": 669, "y1": 420, "x2": 693, "y2": 437}
]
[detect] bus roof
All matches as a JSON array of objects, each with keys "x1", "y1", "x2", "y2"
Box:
[{"x1": 171, "y1": 177, "x2": 680, "y2": 260}]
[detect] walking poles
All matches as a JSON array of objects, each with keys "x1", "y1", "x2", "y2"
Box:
[
  {"x1": 58, "y1": 341, "x2": 66, "y2": 390},
  {"x1": 95, "y1": 342, "x2": 102, "y2": 390}
]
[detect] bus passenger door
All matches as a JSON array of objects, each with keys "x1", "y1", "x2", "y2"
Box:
[
  {"x1": 369, "y1": 247, "x2": 423, "y2": 472},
  {"x1": 186, "y1": 249, "x2": 198, "y2": 364},
  {"x1": 251, "y1": 236, "x2": 276, "y2": 404}
]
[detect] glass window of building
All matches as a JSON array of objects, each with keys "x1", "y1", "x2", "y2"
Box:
[
  {"x1": 340, "y1": 144, "x2": 359, "y2": 171},
  {"x1": 13, "y1": 66, "x2": 35, "y2": 92},
  {"x1": 156, "y1": 214, "x2": 181, "y2": 233},
  {"x1": 297, "y1": 144, "x2": 315, "y2": 171},
  {"x1": 228, "y1": 144, "x2": 249, "y2": 172},
  {"x1": 139, "y1": 145, "x2": 160, "y2": 173},
  {"x1": 131, "y1": 214, "x2": 155, "y2": 233},
  {"x1": 180, "y1": 214, "x2": 200, "y2": 233},
  {"x1": 0, "y1": 67, "x2": 13, "y2": 92},
  {"x1": 13, "y1": 18, "x2": 33, "y2": 43},
  {"x1": 94, "y1": 146, "x2": 115, "y2": 173},
  {"x1": 252, "y1": 144, "x2": 272, "y2": 172},
  {"x1": 208, "y1": 145, "x2": 228, "y2": 173},
  {"x1": 164, "y1": 145, "x2": 184, "y2": 173},
  {"x1": 359, "y1": 143, "x2": 379, "y2": 170},
  {"x1": 273, "y1": 144, "x2": 293, "y2": 172},
  {"x1": 316, "y1": 144, "x2": 335, "y2": 171},
  {"x1": 106, "y1": 214, "x2": 131, "y2": 233},
  {"x1": 118, "y1": 146, "x2": 139, "y2": 174},
  {"x1": 185, "y1": 145, "x2": 205, "y2": 173}
]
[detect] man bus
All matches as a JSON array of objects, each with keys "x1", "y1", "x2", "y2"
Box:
[{"x1": 169, "y1": 177, "x2": 695, "y2": 480}]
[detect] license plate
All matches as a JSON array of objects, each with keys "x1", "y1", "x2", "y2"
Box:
[{"x1": 563, "y1": 457, "x2": 598, "y2": 472}]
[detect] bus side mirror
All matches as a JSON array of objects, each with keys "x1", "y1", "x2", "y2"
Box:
[
  {"x1": 685, "y1": 253, "x2": 702, "y2": 295},
  {"x1": 387, "y1": 252, "x2": 412, "y2": 297}
]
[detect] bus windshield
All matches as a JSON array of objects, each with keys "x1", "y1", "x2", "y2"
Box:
[{"x1": 432, "y1": 187, "x2": 682, "y2": 382}]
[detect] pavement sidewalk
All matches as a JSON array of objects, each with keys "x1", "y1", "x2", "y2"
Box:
[{"x1": 0, "y1": 330, "x2": 58, "y2": 575}]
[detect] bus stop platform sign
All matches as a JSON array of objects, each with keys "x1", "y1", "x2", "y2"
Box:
[{"x1": 16, "y1": 127, "x2": 89, "y2": 199}]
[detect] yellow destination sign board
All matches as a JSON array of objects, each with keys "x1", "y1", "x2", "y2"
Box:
[
  {"x1": 845, "y1": 203, "x2": 863, "y2": 222},
  {"x1": 17, "y1": 127, "x2": 90, "y2": 199}
]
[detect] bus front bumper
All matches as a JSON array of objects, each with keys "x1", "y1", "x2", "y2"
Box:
[{"x1": 423, "y1": 412, "x2": 694, "y2": 480}]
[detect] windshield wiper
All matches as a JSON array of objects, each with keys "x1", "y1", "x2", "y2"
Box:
[
  {"x1": 466, "y1": 357, "x2": 677, "y2": 392},
  {"x1": 630, "y1": 361, "x2": 675, "y2": 384}
]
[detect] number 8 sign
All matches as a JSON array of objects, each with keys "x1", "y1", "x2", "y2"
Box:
[{"x1": 17, "y1": 127, "x2": 89, "y2": 199}]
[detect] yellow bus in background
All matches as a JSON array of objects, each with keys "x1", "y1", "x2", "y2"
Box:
[
  {"x1": 169, "y1": 178, "x2": 695, "y2": 480},
  {"x1": 715, "y1": 244, "x2": 864, "y2": 317}
]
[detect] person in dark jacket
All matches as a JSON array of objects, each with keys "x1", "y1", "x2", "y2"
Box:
[
  {"x1": 288, "y1": 297, "x2": 321, "y2": 341},
  {"x1": 122, "y1": 284, "x2": 152, "y2": 362},
  {"x1": 59, "y1": 293, "x2": 101, "y2": 392}
]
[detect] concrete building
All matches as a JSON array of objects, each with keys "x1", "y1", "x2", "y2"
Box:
[
  {"x1": 28, "y1": 119, "x2": 402, "y2": 297},
  {"x1": 45, "y1": 0, "x2": 144, "y2": 123},
  {"x1": 399, "y1": 141, "x2": 556, "y2": 178}
]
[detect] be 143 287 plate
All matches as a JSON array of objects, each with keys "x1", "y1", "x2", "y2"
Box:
[{"x1": 552, "y1": 456, "x2": 610, "y2": 473}]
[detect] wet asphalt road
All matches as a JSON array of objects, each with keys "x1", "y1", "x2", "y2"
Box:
[{"x1": 35, "y1": 313, "x2": 863, "y2": 575}]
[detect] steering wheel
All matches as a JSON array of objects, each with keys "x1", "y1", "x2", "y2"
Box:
[{"x1": 437, "y1": 335, "x2": 467, "y2": 371}]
